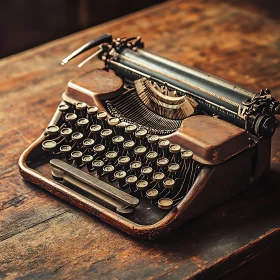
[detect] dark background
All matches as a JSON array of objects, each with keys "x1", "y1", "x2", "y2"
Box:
[{"x1": 0, "y1": 0, "x2": 280, "y2": 59}]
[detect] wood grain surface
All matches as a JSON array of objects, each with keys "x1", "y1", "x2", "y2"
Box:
[{"x1": 1, "y1": 0, "x2": 280, "y2": 279}]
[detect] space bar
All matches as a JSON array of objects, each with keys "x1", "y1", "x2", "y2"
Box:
[{"x1": 50, "y1": 159, "x2": 139, "y2": 207}]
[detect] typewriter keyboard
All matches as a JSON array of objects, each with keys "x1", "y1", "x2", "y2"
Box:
[{"x1": 41, "y1": 102, "x2": 201, "y2": 224}]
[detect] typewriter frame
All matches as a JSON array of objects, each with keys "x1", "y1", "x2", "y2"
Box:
[{"x1": 19, "y1": 75, "x2": 271, "y2": 239}]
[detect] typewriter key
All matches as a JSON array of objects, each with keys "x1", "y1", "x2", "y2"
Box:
[
  {"x1": 158, "y1": 139, "x2": 170, "y2": 149},
  {"x1": 126, "y1": 175, "x2": 137, "y2": 186},
  {"x1": 103, "y1": 165, "x2": 115, "y2": 181},
  {"x1": 65, "y1": 113, "x2": 77, "y2": 123},
  {"x1": 71, "y1": 132, "x2": 83, "y2": 142},
  {"x1": 93, "y1": 144, "x2": 105, "y2": 155},
  {"x1": 60, "y1": 145, "x2": 72, "y2": 153},
  {"x1": 134, "y1": 146, "x2": 147, "y2": 156},
  {"x1": 101, "y1": 129, "x2": 113, "y2": 139},
  {"x1": 114, "y1": 170, "x2": 127, "y2": 187},
  {"x1": 141, "y1": 166, "x2": 153, "y2": 178},
  {"x1": 169, "y1": 144, "x2": 181, "y2": 154},
  {"x1": 82, "y1": 155, "x2": 94, "y2": 170},
  {"x1": 112, "y1": 136, "x2": 125, "y2": 151},
  {"x1": 108, "y1": 117, "x2": 120, "y2": 127},
  {"x1": 83, "y1": 138, "x2": 95, "y2": 148},
  {"x1": 71, "y1": 151, "x2": 83, "y2": 166},
  {"x1": 75, "y1": 102, "x2": 87, "y2": 111},
  {"x1": 42, "y1": 140, "x2": 57, "y2": 152},
  {"x1": 181, "y1": 150, "x2": 193, "y2": 160},
  {"x1": 153, "y1": 172, "x2": 165, "y2": 182},
  {"x1": 58, "y1": 104, "x2": 69, "y2": 112},
  {"x1": 130, "y1": 161, "x2": 142, "y2": 175},
  {"x1": 146, "y1": 189, "x2": 159, "y2": 200},
  {"x1": 136, "y1": 180, "x2": 149, "y2": 191},
  {"x1": 90, "y1": 124, "x2": 102, "y2": 135},
  {"x1": 135, "y1": 129, "x2": 148, "y2": 138},
  {"x1": 77, "y1": 118, "x2": 89, "y2": 127},
  {"x1": 60, "y1": 127, "x2": 72, "y2": 139},
  {"x1": 97, "y1": 111, "x2": 107, "y2": 120},
  {"x1": 125, "y1": 124, "x2": 137, "y2": 134},
  {"x1": 146, "y1": 151, "x2": 158, "y2": 162},
  {"x1": 118, "y1": 156, "x2": 131, "y2": 166},
  {"x1": 158, "y1": 198, "x2": 174, "y2": 210},
  {"x1": 157, "y1": 157, "x2": 169, "y2": 169},
  {"x1": 92, "y1": 160, "x2": 105, "y2": 176},
  {"x1": 87, "y1": 106, "x2": 98, "y2": 115},
  {"x1": 168, "y1": 163, "x2": 180, "y2": 173},
  {"x1": 123, "y1": 140, "x2": 135, "y2": 151},
  {"x1": 45, "y1": 125, "x2": 60, "y2": 136},
  {"x1": 105, "y1": 151, "x2": 118, "y2": 162},
  {"x1": 147, "y1": 135, "x2": 159, "y2": 144},
  {"x1": 163, "y1": 178, "x2": 175, "y2": 189}
]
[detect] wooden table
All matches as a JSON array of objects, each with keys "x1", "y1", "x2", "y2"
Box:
[{"x1": 1, "y1": 0, "x2": 280, "y2": 279}]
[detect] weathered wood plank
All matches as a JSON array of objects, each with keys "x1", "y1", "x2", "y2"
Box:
[{"x1": 0, "y1": 0, "x2": 280, "y2": 279}]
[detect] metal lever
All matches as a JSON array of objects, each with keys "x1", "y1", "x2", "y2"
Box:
[
  {"x1": 61, "y1": 33, "x2": 112, "y2": 65},
  {"x1": 50, "y1": 159, "x2": 139, "y2": 207}
]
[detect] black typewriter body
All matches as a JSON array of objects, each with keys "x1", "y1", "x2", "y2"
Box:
[{"x1": 19, "y1": 34, "x2": 279, "y2": 239}]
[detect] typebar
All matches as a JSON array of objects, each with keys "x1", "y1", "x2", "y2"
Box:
[{"x1": 50, "y1": 159, "x2": 139, "y2": 207}]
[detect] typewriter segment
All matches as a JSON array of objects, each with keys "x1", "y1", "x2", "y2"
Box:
[{"x1": 41, "y1": 102, "x2": 201, "y2": 224}]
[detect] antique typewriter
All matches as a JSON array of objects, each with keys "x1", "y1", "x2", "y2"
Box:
[{"x1": 19, "y1": 34, "x2": 280, "y2": 239}]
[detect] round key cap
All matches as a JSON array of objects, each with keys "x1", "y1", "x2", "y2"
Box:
[
  {"x1": 58, "y1": 103, "x2": 69, "y2": 112},
  {"x1": 75, "y1": 102, "x2": 87, "y2": 111},
  {"x1": 87, "y1": 106, "x2": 98, "y2": 115},
  {"x1": 130, "y1": 161, "x2": 142, "y2": 171},
  {"x1": 118, "y1": 156, "x2": 130, "y2": 166},
  {"x1": 112, "y1": 135, "x2": 125, "y2": 145},
  {"x1": 153, "y1": 172, "x2": 165, "y2": 182},
  {"x1": 65, "y1": 113, "x2": 77, "y2": 122},
  {"x1": 146, "y1": 151, "x2": 158, "y2": 161},
  {"x1": 101, "y1": 129, "x2": 113, "y2": 139},
  {"x1": 134, "y1": 146, "x2": 147, "y2": 156},
  {"x1": 123, "y1": 140, "x2": 135, "y2": 150},
  {"x1": 83, "y1": 138, "x2": 95, "y2": 148},
  {"x1": 147, "y1": 135, "x2": 159, "y2": 144},
  {"x1": 146, "y1": 189, "x2": 159, "y2": 200},
  {"x1": 103, "y1": 165, "x2": 115, "y2": 174},
  {"x1": 97, "y1": 111, "x2": 107, "y2": 120},
  {"x1": 108, "y1": 117, "x2": 120, "y2": 127},
  {"x1": 181, "y1": 150, "x2": 193, "y2": 160},
  {"x1": 125, "y1": 124, "x2": 137, "y2": 134},
  {"x1": 158, "y1": 139, "x2": 170, "y2": 149},
  {"x1": 42, "y1": 140, "x2": 57, "y2": 152},
  {"x1": 60, "y1": 145, "x2": 72, "y2": 153},
  {"x1": 93, "y1": 144, "x2": 105, "y2": 155},
  {"x1": 114, "y1": 170, "x2": 127, "y2": 180},
  {"x1": 90, "y1": 124, "x2": 102, "y2": 134},
  {"x1": 105, "y1": 151, "x2": 118, "y2": 162},
  {"x1": 163, "y1": 178, "x2": 175, "y2": 189},
  {"x1": 136, "y1": 180, "x2": 149, "y2": 191},
  {"x1": 45, "y1": 125, "x2": 59, "y2": 135},
  {"x1": 168, "y1": 163, "x2": 180, "y2": 173},
  {"x1": 77, "y1": 118, "x2": 89, "y2": 127},
  {"x1": 60, "y1": 127, "x2": 72, "y2": 138},
  {"x1": 157, "y1": 157, "x2": 169, "y2": 168},
  {"x1": 141, "y1": 166, "x2": 153, "y2": 177},
  {"x1": 158, "y1": 198, "x2": 174, "y2": 210},
  {"x1": 71, "y1": 151, "x2": 83, "y2": 164},
  {"x1": 169, "y1": 144, "x2": 181, "y2": 154},
  {"x1": 82, "y1": 155, "x2": 94, "y2": 165},
  {"x1": 92, "y1": 160, "x2": 105, "y2": 176},
  {"x1": 126, "y1": 175, "x2": 138, "y2": 185},
  {"x1": 135, "y1": 128, "x2": 148, "y2": 139},
  {"x1": 71, "y1": 132, "x2": 83, "y2": 141}
]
